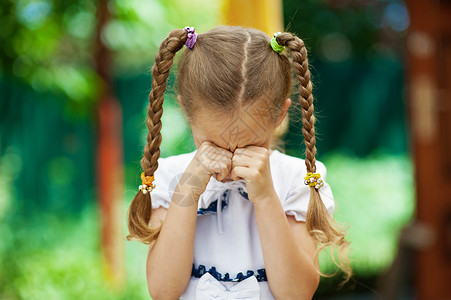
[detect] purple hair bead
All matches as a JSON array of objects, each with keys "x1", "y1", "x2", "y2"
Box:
[{"x1": 183, "y1": 26, "x2": 198, "y2": 50}]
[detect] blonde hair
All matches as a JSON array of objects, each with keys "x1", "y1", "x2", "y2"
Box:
[{"x1": 126, "y1": 25, "x2": 351, "y2": 282}]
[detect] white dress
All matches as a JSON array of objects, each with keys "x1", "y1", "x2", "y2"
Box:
[{"x1": 150, "y1": 149, "x2": 335, "y2": 299}]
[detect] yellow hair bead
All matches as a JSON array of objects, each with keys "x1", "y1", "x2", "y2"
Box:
[{"x1": 304, "y1": 172, "x2": 324, "y2": 189}]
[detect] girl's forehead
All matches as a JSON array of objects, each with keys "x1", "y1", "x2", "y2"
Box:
[{"x1": 192, "y1": 105, "x2": 271, "y2": 129}]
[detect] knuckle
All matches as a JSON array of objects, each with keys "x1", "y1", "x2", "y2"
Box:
[
  {"x1": 201, "y1": 140, "x2": 212, "y2": 148},
  {"x1": 214, "y1": 161, "x2": 226, "y2": 171}
]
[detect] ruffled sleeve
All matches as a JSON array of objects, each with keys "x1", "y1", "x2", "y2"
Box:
[
  {"x1": 149, "y1": 157, "x2": 173, "y2": 209},
  {"x1": 283, "y1": 161, "x2": 335, "y2": 222}
]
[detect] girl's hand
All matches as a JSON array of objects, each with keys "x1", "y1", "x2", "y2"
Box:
[
  {"x1": 230, "y1": 146, "x2": 276, "y2": 205},
  {"x1": 188, "y1": 141, "x2": 233, "y2": 186},
  {"x1": 174, "y1": 141, "x2": 232, "y2": 208}
]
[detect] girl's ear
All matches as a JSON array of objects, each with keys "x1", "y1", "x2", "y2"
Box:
[
  {"x1": 275, "y1": 98, "x2": 291, "y2": 127},
  {"x1": 177, "y1": 95, "x2": 183, "y2": 106}
]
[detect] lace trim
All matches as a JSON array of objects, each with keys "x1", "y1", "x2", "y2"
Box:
[{"x1": 191, "y1": 264, "x2": 267, "y2": 282}]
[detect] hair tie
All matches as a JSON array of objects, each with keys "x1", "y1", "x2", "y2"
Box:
[
  {"x1": 139, "y1": 172, "x2": 156, "y2": 194},
  {"x1": 270, "y1": 32, "x2": 285, "y2": 54},
  {"x1": 304, "y1": 172, "x2": 324, "y2": 190},
  {"x1": 183, "y1": 26, "x2": 198, "y2": 50}
]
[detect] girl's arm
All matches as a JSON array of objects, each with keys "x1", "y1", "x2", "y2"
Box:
[
  {"x1": 230, "y1": 146, "x2": 319, "y2": 299},
  {"x1": 253, "y1": 193, "x2": 319, "y2": 300},
  {"x1": 146, "y1": 142, "x2": 233, "y2": 299},
  {"x1": 146, "y1": 164, "x2": 206, "y2": 300}
]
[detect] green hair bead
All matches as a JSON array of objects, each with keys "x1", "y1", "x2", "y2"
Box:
[{"x1": 270, "y1": 32, "x2": 285, "y2": 54}]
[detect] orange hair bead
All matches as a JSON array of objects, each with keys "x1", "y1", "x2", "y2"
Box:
[{"x1": 139, "y1": 172, "x2": 156, "y2": 194}]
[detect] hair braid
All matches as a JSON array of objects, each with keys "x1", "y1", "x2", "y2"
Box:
[
  {"x1": 127, "y1": 29, "x2": 188, "y2": 244},
  {"x1": 277, "y1": 33, "x2": 352, "y2": 283}
]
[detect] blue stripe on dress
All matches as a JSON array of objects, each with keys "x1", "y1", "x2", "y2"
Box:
[
  {"x1": 237, "y1": 187, "x2": 248, "y2": 200},
  {"x1": 192, "y1": 264, "x2": 267, "y2": 282}
]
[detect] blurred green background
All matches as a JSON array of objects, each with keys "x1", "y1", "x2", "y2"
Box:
[{"x1": 0, "y1": 0, "x2": 414, "y2": 299}]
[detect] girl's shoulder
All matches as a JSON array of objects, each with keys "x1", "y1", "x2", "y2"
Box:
[
  {"x1": 153, "y1": 150, "x2": 197, "y2": 188},
  {"x1": 270, "y1": 150, "x2": 335, "y2": 220},
  {"x1": 270, "y1": 149, "x2": 327, "y2": 178},
  {"x1": 150, "y1": 150, "x2": 197, "y2": 209},
  {"x1": 158, "y1": 150, "x2": 197, "y2": 170}
]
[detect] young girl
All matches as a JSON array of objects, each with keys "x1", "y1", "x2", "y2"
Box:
[{"x1": 127, "y1": 25, "x2": 351, "y2": 299}]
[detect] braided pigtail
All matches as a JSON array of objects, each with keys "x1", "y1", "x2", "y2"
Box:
[
  {"x1": 277, "y1": 33, "x2": 352, "y2": 283},
  {"x1": 127, "y1": 29, "x2": 188, "y2": 244}
]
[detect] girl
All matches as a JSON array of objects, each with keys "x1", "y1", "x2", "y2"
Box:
[{"x1": 127, "y1": 25, "x2": 351, "y2": 299}]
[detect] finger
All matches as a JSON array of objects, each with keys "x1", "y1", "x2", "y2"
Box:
[
  {"x1": 200, "y1": 141, "x2": 231, "y2": 155},
  {"x1": 217, "y1": 149, "x2": 233, "y2": 162},
  {"x1": 230, "y1": 165, "x2": 250, "y2": 181},
  {"x1": 231, "y1": 152, "x2": 252, "y2": 168},
  {"x1": 235, "y1": 145, "x2": 269, "y2": 153},
  {"x1": 207, "y1": 142, "x2": 233, "y2": 159},
  {"x1": 200, "y1": 140, "x2": 216, "y2": 149},
  {"x1": 202, "y1": 145, "x2": 233, "y2": 163},
  {"x1": 213, "y1": 161, "x2": 230, "y2": 181},
  {"x1": 234, "y1": 146, "x2": 267, "y2": 157},
  {"x1": 232, "y1": 150, "x2": 268, "y2": 169}
]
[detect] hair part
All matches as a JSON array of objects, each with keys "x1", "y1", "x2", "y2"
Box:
[{"x1": 177, "y1": 26, "x2": 292, "y2": 126}]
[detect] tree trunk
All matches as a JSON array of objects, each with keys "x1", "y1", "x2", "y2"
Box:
[{"x1": 94, "y1": 0, "x2": 124, "y2": 288}]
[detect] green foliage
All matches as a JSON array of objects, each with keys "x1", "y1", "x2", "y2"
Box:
[
  {"x1": 1, "y1": 0, "x2": 220, "y2": 109},
  {"x1": 1, "y1": 0, "x2": 99, "y2": 106},
  {"x1": 283, "y1": 0, "x2": 408, "y2": 61},
  {"x1": 319, "y1": 151, "x2": 415, "y2": 278},
  {"x1": 107, "y1": 0, "x2": 220, "y2": 71},
  {"x1": 0, "y1": 206, "x2": 149, "y2": 299}
]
